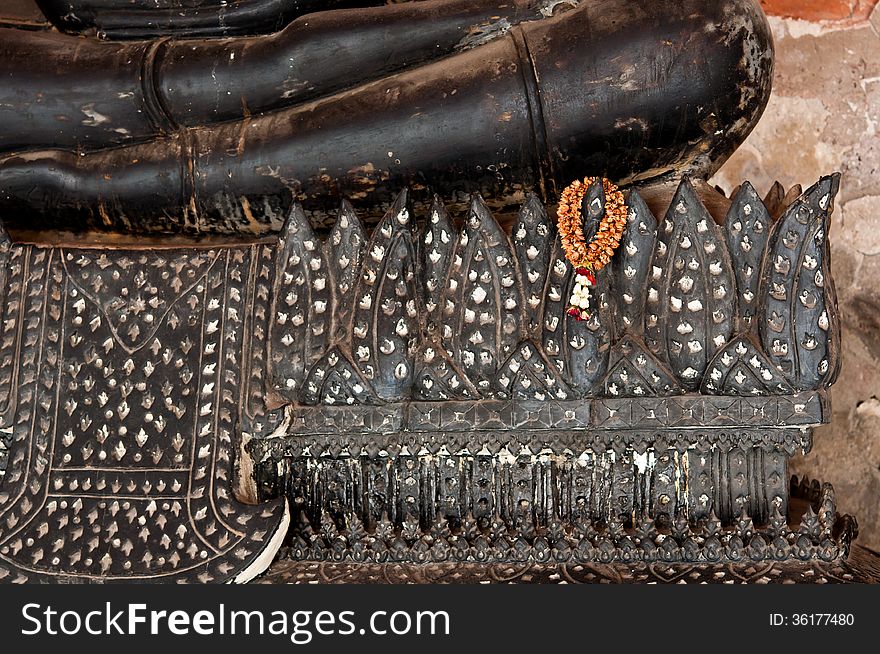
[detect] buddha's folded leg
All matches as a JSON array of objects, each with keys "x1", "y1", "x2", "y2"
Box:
[
  {"x1": 2, "y1": 0, "x2": 551, "y2": 153},
  {"x1": 37, "y1": 0, "x2": 392, "y2": 39},
  {"x1": 0, "y1": 0, "x2": 773, "y2": 235}
]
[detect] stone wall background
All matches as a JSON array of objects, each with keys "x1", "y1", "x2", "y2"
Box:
[{"x1": 712, "y1": 3, "x2": 880, "y2": 551}]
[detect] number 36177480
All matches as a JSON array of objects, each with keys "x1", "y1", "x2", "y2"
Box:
[{"x1": 770, "y1": 614, "x2": 855, "y2": 626}]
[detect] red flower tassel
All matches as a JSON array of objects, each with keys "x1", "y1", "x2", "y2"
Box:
[{"x1": 566, "y1": 306, "x2": 590, "y2": 321}]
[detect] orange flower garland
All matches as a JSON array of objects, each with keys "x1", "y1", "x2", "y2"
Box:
[{"x1": 556, "y1": 177, "x2": 628, "y2": 320}]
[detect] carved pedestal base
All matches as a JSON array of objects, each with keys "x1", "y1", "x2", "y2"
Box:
[
  {"x1": 253, "y1": 397, "x2": 823, "y2": 543},
  {"x1": 268, "y1": 478, "x2": 856, "y2": 567},
  {"x1": 259, "y1": 544, "x2": 880, "y2": 584}
]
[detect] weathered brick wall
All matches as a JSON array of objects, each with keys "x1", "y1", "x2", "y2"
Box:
[
  {"x1": 761, "y1": 0, "x2": 878, "y2": 22},
  {"x1": 713, "y1": 5, "x2": 880, "y2": 551}
]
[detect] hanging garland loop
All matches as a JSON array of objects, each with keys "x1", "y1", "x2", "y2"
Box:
[{"x1": 556, "y1": 177, "x2": 628, "y2": 320}]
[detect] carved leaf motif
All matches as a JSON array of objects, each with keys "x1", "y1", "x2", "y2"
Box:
[
  {"x1": 440, "y1": 196, "x2": 522, "y2": 394},
  {"x1": 512, "y1": 194, "x2": 553, "y2": 340},
  {"x1": 644, "y1": 179, "x2": 736, "y2": 391},
  {"x1": 602, "y1": 335, "x2": 682, "y2": 397},
  {"x1": 0, "y1": 222, "x2": 12, "y2": 422},
  {"x1": 269, "y1": 205, "x2": 331, "y2": 399},
  {"x1": 725, "y1": 182, "x2": 770, "y2": 328},
  {"x1": 412, "y1": 343, "x2": 478, "y2": 401},
  {"x1": 301, "y1": 346, "x2": 380, "y2": 406},
  {"x1": 610, "y1": 189, "x2": 657, "y2": 336},
  {"x1": 420, "y1": 196, "x2": 455, "y2": 336},
  {"x1": 324, "y1": 200, "x2": 366, "y2": 343},
  {"x1": 349, "y1": 191, "x2": 419, "y2": 401},
  {"x1": 701, "y1": 335, "x2": 793, "y2": 396},
  {"x1": 759, "y1": 174, "x2": 841, "y2": 389},
  {"x1": 763, "y1": 181, "x2": 786, "y2": 220},
  {"x1": 493, "y1": 340, "x2": 572, "y2": 400},
  {"x1": 244, "y1": 243, "x2": 275, "y2": 422},
  {"x1": 542, "y1": 238, "x2": 610, "y2": 397}
]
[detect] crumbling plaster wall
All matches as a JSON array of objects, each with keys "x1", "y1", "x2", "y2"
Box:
[{"x1": 713, "y1": 3, "x2": 880, "y2": 550}]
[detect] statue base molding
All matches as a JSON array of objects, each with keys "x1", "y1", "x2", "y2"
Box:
[
  {"x1": 258, "y1": 543, "x2": 880, "y2": 584},
  {"x1": 270, "y1": 478, "x2": 858, "y2": 567}
]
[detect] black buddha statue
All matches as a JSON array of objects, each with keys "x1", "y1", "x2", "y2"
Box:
[{"x1": 0, "y1": 0, "x2": 773, "y2": 234}]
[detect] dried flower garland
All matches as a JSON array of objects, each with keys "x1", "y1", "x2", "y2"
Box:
[{"x1": 556, "y1": 177, "x2": 627, "y2": 320}]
